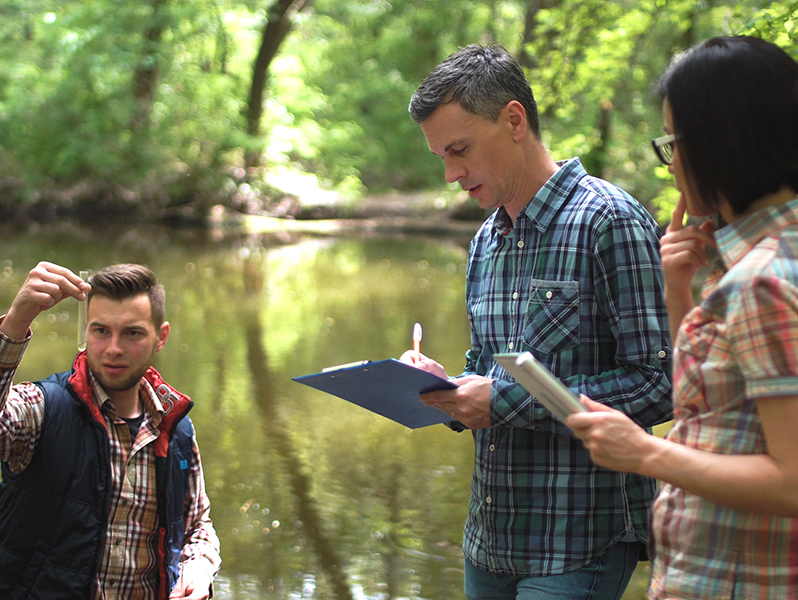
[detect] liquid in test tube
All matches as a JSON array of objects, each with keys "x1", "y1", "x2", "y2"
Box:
[{"x1": 77, "y1": 270, "x2": 90, "y2": 351}]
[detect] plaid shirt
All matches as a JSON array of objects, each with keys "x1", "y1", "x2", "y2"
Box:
[
  {"x1": 461, "y1": 158, "x2": 672, "y2": 576},
  {"x1": 0, "y1": 330, "x2": 221, "y2": 599},
  {"x1": 650, "y1": 199, "x2": 798, "y2": 600}
]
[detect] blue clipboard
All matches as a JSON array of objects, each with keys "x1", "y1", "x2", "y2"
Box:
[{"x1": 292, "y1": 359, "x2": 457, "y2": 429}]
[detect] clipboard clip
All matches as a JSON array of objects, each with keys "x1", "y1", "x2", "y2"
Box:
[{"x1": 322, "y1": 360, "x2": 371, "y2": 373}]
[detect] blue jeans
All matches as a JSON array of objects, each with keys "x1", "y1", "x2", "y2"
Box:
[{"x1": 464, "y1": 541, "x2": 644, "y2": 600}]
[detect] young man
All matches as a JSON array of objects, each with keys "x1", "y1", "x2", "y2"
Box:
[
  {"x1": 0, "y1": 262, "x2": 220, "y2": 599},
  {"x1": 404, "y1": 44, "x2": 673, "y2": 599}
]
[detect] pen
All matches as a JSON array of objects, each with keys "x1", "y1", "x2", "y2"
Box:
[{"x1": 413, "y1": 322, "x2": 422, "y2": 364}]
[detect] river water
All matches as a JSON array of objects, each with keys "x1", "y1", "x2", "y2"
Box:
[{"x1": 1, "y1": 219, "x2": 648, "y2": 599}]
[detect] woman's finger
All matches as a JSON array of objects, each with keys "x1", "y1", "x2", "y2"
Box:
[{"x1": 667, "y1": 194, "x2": 687, "y2": 233}]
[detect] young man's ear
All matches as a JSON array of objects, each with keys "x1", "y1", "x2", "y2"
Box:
[{"x1": 156, "y1": 322, "x2": 170, "y2": 353}]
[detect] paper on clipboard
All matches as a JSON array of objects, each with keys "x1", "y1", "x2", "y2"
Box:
[{"x1": 494, "y1": 352, "x2": 588, "y2": 423}]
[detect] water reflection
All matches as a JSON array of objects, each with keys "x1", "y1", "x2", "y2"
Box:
[
  {"x1": 1, "y1": 222, "x2": 475, "y2": 599},
  {"x1": 1, "y1": 220, "x2": 650, "y2": 599}
]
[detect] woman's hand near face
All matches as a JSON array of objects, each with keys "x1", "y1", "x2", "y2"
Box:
[{"x1": 660, "y1": 195, "x2": 716, "y2": 340}]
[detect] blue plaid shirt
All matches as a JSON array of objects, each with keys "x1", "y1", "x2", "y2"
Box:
[{"x1": 461, "y1": 158, "x2": 673, "y2": 576}]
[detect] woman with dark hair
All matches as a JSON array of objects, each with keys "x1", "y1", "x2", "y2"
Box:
[{"x1": 567, "y1": 35, "x2": 798, "y2": 599}]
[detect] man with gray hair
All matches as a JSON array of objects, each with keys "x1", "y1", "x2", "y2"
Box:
[{"x1": 403, "y1": 44, "x2": 672, "y2": 599}]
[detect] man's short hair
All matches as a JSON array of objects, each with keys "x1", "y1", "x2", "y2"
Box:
[
  {"x1": 88, "y1": 264, "x2": 166, "y2": 328},
  {"x1": 409, "y1": 44, "x2": 541, "y2": 139}
]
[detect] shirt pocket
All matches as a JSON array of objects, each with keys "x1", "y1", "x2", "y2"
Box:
[{"x1": 523, "y1": 279, "x2": 580, "y2": 355}]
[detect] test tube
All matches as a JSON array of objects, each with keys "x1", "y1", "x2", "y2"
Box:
[{"x1": 77, "y1": 270, "x2": 90, "y2": 351}]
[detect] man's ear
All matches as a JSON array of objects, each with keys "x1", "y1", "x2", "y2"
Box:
[
  {"x1": 155, "y1": 321, "x2": 170, "y2": 353},
  {"x1": 505, "y1": 100, "x2": 528, "y2": 141}
]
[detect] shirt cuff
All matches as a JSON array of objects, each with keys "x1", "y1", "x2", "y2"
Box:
[
  {"x1": 0, "y1": 316, "x2": 31, "y2": 368},
  {"x1": 747, "y1": 376, "x2": 798, "y2": 400}
]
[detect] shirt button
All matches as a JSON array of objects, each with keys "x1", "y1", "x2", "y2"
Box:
[
  {"x1": 486, "y1": 496, "x2": 493, "y2": 504},
  {"x1": 517, "y1": 240, "x2": 524, "y2": 249},
  {"x1": 545, "y1": 291, "x2": 553, "y2": 299},
  {"x1": 658, "y1": 350, "x2": 667, "y2": 359},
  {"x1": 489, "y1": 444, "x2": 496, "y2": 452},
  {"x1": 512, "y1": 291, "x2": 519, "y2": 299},
  {"x1": 508, "y1": 341, "x2": 514, "y2": 350}
]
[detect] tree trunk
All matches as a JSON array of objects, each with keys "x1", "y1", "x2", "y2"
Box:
[
  {"x1": 245, "y1": 0, "x2": 312, "y2": 169},
  {"x1": 518, "y1": 0, "x2": 560, "y2": 69},
  {"x1": 582, "y1": 100, "x2": 613, "y2": 178},
  {"x1": 131, "y1": 0, "x2": 169, "y2": 133}
]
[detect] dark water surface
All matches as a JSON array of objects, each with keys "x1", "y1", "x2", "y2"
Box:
[{"x1": 1, "y1": 220, "x2": 648, "y2": 599}]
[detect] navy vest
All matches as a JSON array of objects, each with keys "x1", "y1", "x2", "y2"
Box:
[{"x1": 0, "y1": 359, "x2": 194, "y2": 600}]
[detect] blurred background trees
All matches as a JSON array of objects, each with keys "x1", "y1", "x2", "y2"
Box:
[{"x1": 0, "y1": 0, "x2": 795, "y2": 222}]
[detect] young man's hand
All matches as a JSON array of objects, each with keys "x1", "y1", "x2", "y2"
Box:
[
  {"x1": 169, "y1": 559, "x2": 214, "y2": 600},
  {"x1": 2, "y1": 262, "x2": 90, "y2": 341}
]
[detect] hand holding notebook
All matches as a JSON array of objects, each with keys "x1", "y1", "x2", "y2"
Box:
[{"x1": 494, "y1": 352, "x2": 589, "y2": 423}]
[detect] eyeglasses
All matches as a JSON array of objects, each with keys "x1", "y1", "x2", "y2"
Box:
[{"x1": 651, "y1": 133, "x2": 680, "y2": 165}]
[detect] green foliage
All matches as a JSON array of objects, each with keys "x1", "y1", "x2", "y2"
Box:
[
  {"x1": 520, "y1": 0, "x2": 798, "y2": 220},
  {"x1": 0, "y1": 0, "x2": 254, "y2": 207},
  {"x1": 0, "y1": 0, "x2": 796, "y2": 218},
  {"x1": 736, "y1": 1, "x2": 798, "y2": 52},
  {"x1": 271, "y1": 0, "x2": 531, "y2": 191}
]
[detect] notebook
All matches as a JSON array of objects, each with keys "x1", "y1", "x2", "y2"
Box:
[{"x1": 493, "y1": 352, "x2": 587, "y2": 423}]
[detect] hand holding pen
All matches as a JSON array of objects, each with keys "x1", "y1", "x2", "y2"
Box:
[
  {"x1": 399, "y1": 323, "x2": 447, "y2": 379},
  {"x1": 402, "y1": 322, "x2": 489, "y2": 428}
]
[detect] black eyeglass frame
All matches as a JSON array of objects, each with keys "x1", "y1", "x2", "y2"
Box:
[{"x1": 651, "y1": 133, "x2": 681, "y2": 166}]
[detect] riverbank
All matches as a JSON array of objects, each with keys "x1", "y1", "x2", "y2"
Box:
[
  {"x1": 239, "y1": 212, "x2": 484, "y2": 238},
  {"x1": 226, "y1": 187, "x2": 487, "y2": 238},
  {"x1": 0, "y1": 170, "x2": 489, "y2": 238},
  {"x1": 225, "y1": 169, "x2": 489, "y2": 237}
]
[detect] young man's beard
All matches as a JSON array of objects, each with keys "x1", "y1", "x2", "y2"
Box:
[
  {"x1": 92, "y1": 364, "x2": 151, "y2": 393},
  {"x1": 87, "y1": 346, "x2": 157, "y2": 394}
]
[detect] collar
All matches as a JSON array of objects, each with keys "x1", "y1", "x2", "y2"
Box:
[
  {"x1": 90, "y1": 371, "x2": 165, "y2": 428},
  {"x1": 713, "y1": 197, "x2": 798, "y2": 271},
  {"x1": 493, "y1": 157, "x2": 585, "y2": 236}
]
